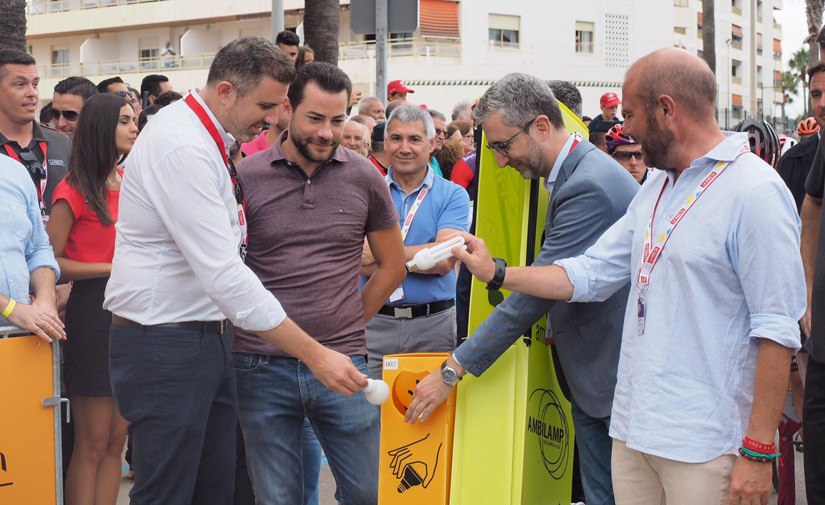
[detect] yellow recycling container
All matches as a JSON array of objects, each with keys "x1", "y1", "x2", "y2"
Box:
[
  {"x1": 0, "y1": 331, "x2": 62, "y2": 505},
  {"x1": 378, "y1": 353, "x2": 456, "y2": 505}
]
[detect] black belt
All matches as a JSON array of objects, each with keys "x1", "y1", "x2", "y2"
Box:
[
  {"x1": 378, "y1": 300, "x2": 454, "y2": 319},
  {"x1": 112, "y1": 315, "x2": 228, "y2": 334}
]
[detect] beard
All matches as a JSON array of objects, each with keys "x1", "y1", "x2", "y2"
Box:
[
  {"x1": 291, "y1": 128, "x2": 339, "y2": 163},
  {"x1": 514, "y1": 135, "x2": 545, "y2": 180},
  {"x1": 640, "y1": 114, "x2": 674, "y2": 170}
]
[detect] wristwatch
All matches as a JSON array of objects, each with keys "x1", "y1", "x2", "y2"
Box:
[
  {"x1": 440, "y1": 360, "x2": 463, "y2": 386},
  {"x1": 486, "y1": 257, "x2": 507, "y2": 291}
]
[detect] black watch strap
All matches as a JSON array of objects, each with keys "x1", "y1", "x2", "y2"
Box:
[{"x1": 486, "y1": 257, "x2": 507, "y2": 291}]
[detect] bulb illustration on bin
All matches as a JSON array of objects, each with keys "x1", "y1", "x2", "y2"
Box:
[{"x1": 388, "y1": 433, "x2": 443, "y2": 493}]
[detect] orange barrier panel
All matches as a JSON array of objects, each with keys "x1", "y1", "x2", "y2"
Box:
[
  {"x1": 0, "y1": 334, "x2": 58, "y2": 504},
  {"x1": 378, "y1": 353, "x2": 456, "y2": 505}
]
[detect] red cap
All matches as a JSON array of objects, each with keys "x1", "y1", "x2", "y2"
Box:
[
  {"x1": 388, "y1": 80, "x2": 414, "y2": 96},
  {"x1": 600, "y1": 92, "x2": 621, "y2": 108}
]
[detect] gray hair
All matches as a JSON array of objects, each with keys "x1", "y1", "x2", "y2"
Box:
[
  {"x1": 452, "y1": 100, "x2": 472, "y2": 121},
  {"x1": 427, "y1": 109, "x2": 446, "y2": 122},
  {"x1": 358, "y1": 96, "x2": 382, "y2": 115},
  {"x1": 386, "y1": 104, "x2": 436, "y2": 140},
  {"x1": 473, "y1": 73, "x2": 564, "y2": 129},
  {"x1": 547, "y1": 80, "x2": 582, "y2": 118}
]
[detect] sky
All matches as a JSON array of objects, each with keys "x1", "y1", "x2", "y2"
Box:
[{"x1": 774, "y1": 0, "x2": 810, "y2": 117}]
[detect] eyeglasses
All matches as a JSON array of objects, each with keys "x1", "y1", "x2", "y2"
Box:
[
  {"x1": 486, "y1": 118, "x2": 535, "y2": 157},
  {"x1": 612, "y1": 150, "x2": 644, "y2": 162},
  {"x1": 463, "y1": 133, "x2": 474, "y2": 141},
  {"x1": 435, "y1": 128, "x2": 446, "y2": 137},
  {"x1": 227, "y1": 157, "x2": 244, "y2": 204},
  {"x1": 49, "y1": 108, "x2": 79, "y2": 121}
]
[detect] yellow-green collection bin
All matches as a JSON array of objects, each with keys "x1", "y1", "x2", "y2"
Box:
[{"x1": 378, "y1": 353, "x2": 456, "y2": 505}]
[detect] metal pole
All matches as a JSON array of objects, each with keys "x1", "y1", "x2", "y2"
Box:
[
  {"x1": 376, "y1": 0, "x2": 388, "y2": 105},
  {"x1": 748, "y1": 0, "x2": 757, "y2": 117},
  {"x1": 727, "y1": 39, "x2": 732, "y2": 128},
  {"x1": 271, "y1": 0, "x2": 284, "y2": 43}
]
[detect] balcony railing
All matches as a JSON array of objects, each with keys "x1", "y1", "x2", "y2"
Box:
[
  {"x1": 27, "y1": 0, "x2": 167, "y2": 15},
  {"x1": 338, "y1": 38, "x2": 460, "y2": 61},
  {"x1": 45, "y1": 53, "x2": 215, "y2": 78},
  {"x1": 732, "y1": 76, "x2": 742, "y2": 85},
  {"x1": 44, "y1": 39, "x2": 461, "y2": 78}
]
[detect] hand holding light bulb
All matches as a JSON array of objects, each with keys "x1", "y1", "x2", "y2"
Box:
[{"x1": 405, "y1": 236, "x2": 466, "y2": 273}]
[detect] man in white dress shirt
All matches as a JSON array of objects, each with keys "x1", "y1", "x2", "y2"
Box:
[{"x1": 104, "y1": 37, "x2": 369, "y2": 505}]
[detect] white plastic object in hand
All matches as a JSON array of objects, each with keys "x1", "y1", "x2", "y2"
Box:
[
  {"x1": 363, "y1": 378, "x2": 390, "y2": 405},
  {"x1": 406, "y1": 236, "x2": 466, "y2": 272}
]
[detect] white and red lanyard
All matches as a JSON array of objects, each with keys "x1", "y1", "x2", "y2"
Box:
[
  {"x1": 184, "y1": 94, "x2": 248, "y2": 259},
  {"x1": 388, "y1": 175, "x2": 430, "y2": 243},
  {"x1": 5, "y1": 142, "x2": 48, "y2": 220},
  {"x1": 636, "y1": 146, "x2": 748, "y2": 335},
  {"x1": 386, "y1": 175, "x2": 430, "y2": 302}
]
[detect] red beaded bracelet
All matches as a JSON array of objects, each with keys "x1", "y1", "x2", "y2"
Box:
[{"x1": 743, "y1": 437, "x2": 775, "y2": 454}]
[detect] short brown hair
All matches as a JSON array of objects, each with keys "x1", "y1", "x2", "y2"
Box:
[{"x1": 207, "y1": 37, "x2": 296, "y2": 97}]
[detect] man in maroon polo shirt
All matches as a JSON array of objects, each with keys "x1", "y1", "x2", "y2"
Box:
[{"x1": 232, "y1": 62, "x2": 406, "y2": 504}]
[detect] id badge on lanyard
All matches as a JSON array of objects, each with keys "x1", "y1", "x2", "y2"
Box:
[
  {"x1": 183, "y1": 93, "x2": 248, "y2": 260},
  {"x1": 635, "y1": 147, "x2": 746, "y2": 335},
  {"x1": 387, "y1": 177, "x2": 429, "y2": 303}
]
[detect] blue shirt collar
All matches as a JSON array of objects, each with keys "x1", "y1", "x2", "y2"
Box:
[
  {"x1": 545, "y1": 133, "x2": 577, "y2": 192},
  {"x1": 387, "y1": 165, "x2": 434, "y2": 194}
]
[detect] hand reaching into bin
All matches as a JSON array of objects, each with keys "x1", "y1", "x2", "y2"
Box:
[{"x1": 387, "y1": 433, "x2": 443, "y2": 492}]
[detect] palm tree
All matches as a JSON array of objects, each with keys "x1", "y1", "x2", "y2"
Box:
[
  {"x1": 304, "y1": 0, "x2": 340, "y2": 65},
  {"x1": 805, "y1": 0, "x2": 824, "y2": 69},
  {"x1": 0, "y1": 0, "x2": 28, "y2": 51},
  {"x1": 702, "y1": 0, "x2": 716, "y2": 75},
  {"x1": 779, "y1": 70, "x2": 799, "y2": 122},
  {"x1": 789, "y1": 47, "x2": 811, "y2": 116}
]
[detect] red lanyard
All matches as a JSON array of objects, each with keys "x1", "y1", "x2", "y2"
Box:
[
  {"x1": 4, "y1": 141, "x2": 48, "y2": 217},
  {"x1": 183, "y1": 93, "x2": 248, "y2": 257}
]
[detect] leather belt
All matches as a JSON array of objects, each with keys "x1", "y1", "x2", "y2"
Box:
[
  {"x1": 378, "y1": 300, "x2": 454, "y2": 319},
  {"x1": 112, "y1": 315, "x2": 228, "y2": 334}
]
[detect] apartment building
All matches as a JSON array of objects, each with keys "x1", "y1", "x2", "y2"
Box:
[{"x1": 26, "y1": 0, "x2": 781, "y2": 121}]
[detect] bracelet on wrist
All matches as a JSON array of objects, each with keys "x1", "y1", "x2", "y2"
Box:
[
  {"x1": 738, "y1": 447, "x2": 781, "y2": 463},
  {"x1": 742, "y1": 437, "x2": 776, "y2": 454},
  {"x1": 1, "y1": 298, "x2": 16, "y2": 319}
]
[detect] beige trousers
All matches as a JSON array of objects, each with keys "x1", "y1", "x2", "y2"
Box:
[{"x1": 611, "y1": 439, "x2": 737, "y2": 505}]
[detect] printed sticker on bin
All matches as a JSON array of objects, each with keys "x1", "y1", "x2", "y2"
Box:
[{"x1": 384, "y1": 358, "x2": 399, "y2": 370}]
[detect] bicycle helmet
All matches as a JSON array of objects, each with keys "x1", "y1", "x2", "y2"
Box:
[
  {"x1": 780, "y1": 136, "x2": 798, "y2": 157},
  {"x1": 732, "y1": 117, "x2": 781, "y2": 168},
  {"x1": 797, "y1": 117, "x2": 820, "y2": 137},
  {"x1": 604, "y1": 123, "x2": 636, "y2": 154}
]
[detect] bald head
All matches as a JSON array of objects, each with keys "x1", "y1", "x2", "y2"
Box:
[{"x1": 625, "y1": 49, "x2": 717, "y2": 122}]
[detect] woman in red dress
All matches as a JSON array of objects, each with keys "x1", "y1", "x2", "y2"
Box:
[{"x1": 47, "y1": 93, "x2": 137, "y2": 505}]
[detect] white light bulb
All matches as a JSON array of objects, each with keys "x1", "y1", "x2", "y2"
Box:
[
  {"x1": 363, "y1": 378, "x2": 390, "y2": 405},
  {"x1": 406, "y1": 236, "x2": 466, "y2": 272}
]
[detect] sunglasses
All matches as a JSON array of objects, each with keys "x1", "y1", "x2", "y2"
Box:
[
  {"x1": 113, "y1": 90, "x2": 131, "y2": 98},
  {"x1": 612, "y1": 150, "x2": 644, "y2": 162},
  {"x1": 227, "y1": 158, "x2": 244, "y2": 205},
  {"x1": 49, "y1": 108, "x2": 79, "y2": 121},
  {"x1": 435, "y1": 128, "x2": 446, "y2": 137}
]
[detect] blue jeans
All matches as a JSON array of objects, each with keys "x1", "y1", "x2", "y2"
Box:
[
  {"x1": 302, "y1": 418, "x2": 322, "y2": 505},
  {"x1": 109, "y1": 323, "x2": 237, "y2": 505},
  {"x1": 234, "y1": 354, "x2": 379, "y2": 505},
  {"x1": 570, "y1": 400, "x2": 615, "y2": 505}
]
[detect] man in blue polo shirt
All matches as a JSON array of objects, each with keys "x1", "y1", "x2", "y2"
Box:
[{"x1": 361, "y1": 104, "x2": 470, "y2": 379}]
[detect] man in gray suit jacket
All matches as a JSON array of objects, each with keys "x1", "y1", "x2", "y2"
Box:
[{"x1": 405, "y1": 73, "x2": 638, "y2": 505}]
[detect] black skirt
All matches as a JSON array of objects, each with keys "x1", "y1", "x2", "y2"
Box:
[{"x1": 64, "y1": 278, "x2": 113, "y2": 397}]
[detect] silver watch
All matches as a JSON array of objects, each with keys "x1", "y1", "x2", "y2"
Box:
[{"x1": 440, "y1": 360, "x2": 463, "y2": 386}]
